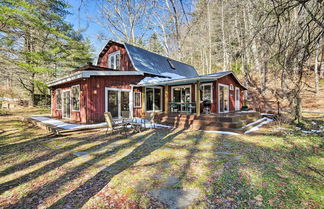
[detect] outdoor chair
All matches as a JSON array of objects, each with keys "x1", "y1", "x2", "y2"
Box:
[
  {"x1": 141, "y1": 112, "x2": 156, "y2": 129},
  {"x1": 104, "y1": 112, "x2": 128, "y2": 136}
]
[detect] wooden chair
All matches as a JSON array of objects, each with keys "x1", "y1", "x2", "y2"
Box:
[
  {"x1": 141, "y1": 112, "x2": 156, "y2": 129},
  {"x1": 104, "y1": 112, "x2": 128, "y2": 136}
]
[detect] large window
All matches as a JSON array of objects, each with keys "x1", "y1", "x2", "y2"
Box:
[
  {"x1": 200, "y1": 83, "x2": 212, "y2": 102},
  {"x1": 71, "y1": 85, "x2": 80, "y2": 111},
  {"x1": 56, "y1": 89, "x2": 62, "y2": 110},
  {"x1": 146, "y1": 87, "x2": 162, "y2": 112},
  {"x1": 108, "y1": 51, "x2": 120, "y2": 70},
  {"x1": 134, "y1": 92, "x2": 141, "y2": 108}
]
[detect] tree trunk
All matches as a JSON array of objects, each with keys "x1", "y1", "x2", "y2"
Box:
[
  {"x1": 221, "y1": 0, "x2": 227, "y2": 71},
  {"x1": 314, "y1": 48, "x2": 319, "y2": 95}
]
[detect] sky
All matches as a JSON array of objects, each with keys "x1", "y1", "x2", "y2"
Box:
[{"x1": 64, "y1": 0, "x2": 106, "y2": 61}]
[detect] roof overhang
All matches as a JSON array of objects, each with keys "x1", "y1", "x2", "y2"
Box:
[
  {"x1": 134, "y1": 71, "x2": 247, "y2": 90},
  {"x1": 48, "y1": 70, "x2": 144, "y2": 87}
]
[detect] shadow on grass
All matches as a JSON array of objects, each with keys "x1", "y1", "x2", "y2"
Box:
[
  {"x1": 5, "y1": 129, "x2": 182, "y2": 208},
  {"x1": 0, "y1": 130, "x2": 153, "y2": 195},
  {"x1": 206, "y1": 133, "x2": 322, "y2": 208}
]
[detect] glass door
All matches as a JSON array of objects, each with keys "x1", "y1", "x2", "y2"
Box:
[
  {"x1": 121, "y1": 91, "x2": 130, "y2": 118},
  {"x1": 219, "y1": 85, "x2": 229, "y2": 113},
  {"x1": 108, "y1": 90, "x2": 119, "y2": 118},
  {"x1": 62, "y1": 90, "x2": 71, "y2": 118},
  {"x1": 106, "y1": 89, "x2": 131, "y2": 118},
  {"x1": 235, "y1": 87, "x2": 240, "y2": 111}
]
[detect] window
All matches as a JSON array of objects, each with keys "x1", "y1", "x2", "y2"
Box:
[
  {"x1": 71, "y1": 85, "x2": 80, "y2": 111},
  {"x1": 134, "y1": 92, "x2": 141, "y2": 108},
  {"x1": 108, "y1": 51, "x2": 120, "y2": 70},
  {"x1": 229, "y1": 84, "x2": 234, "y2": 90},
  {"x1": 146, "y1": 87, "x2": 162, "y2": 112},
  {"x1": 56, "y1": 89, "x2": 62, "y2": 109},
  {"x1": 200, "y1": 83, "x2": 212, "y2": 102}
]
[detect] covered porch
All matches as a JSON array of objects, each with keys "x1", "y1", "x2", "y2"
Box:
[{"x1": 133, "y1": 73, "x2": 245, "y2": 118}]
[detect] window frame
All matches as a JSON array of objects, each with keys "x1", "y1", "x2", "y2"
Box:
[
  {"x1": 108, "y1": 50, "x2": 121, "y2": 70},
  {"x1": 145, "y1": 87, "x2": 163, "y2": 112},
  {"x1": 229, "y1": 84, "x2": 234, "y2": 91},
  {"x1": 134, "y1": 92, "x2": 142, "y2": 108},
  {"x1": 56, "y1": 88, "x2": 62, "y2": 110},
  {"x1": 218, "y1": 83, "x2": 230, "y2": 113},
  {"x1": 71, "y1": 85, "x2": 80, "y2": 112},
  {"x1": 200, "y1": 83, "x2": 213, "y2": 102}
]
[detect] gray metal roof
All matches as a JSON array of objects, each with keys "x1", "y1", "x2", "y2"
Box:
[{"x1": 124, "y1": 43, "x2": 198, "y2": 78}]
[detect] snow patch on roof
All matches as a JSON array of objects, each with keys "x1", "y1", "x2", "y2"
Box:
[{"x1": 138, "y1": 72, "x2": 185, "y2": 85}]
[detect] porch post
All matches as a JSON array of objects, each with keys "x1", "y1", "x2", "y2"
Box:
[
  {"x1": 196, "y1": 81, "x2": 201, "y2": 116},
  {"x1": 164, "y1": 85, "x2": 169, "y2": 113},
  {"x1": 141, "y1": 87, "x2": 145, "y2": 115}
]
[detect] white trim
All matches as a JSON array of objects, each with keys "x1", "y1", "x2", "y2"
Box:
[
  {"x1": 134, "y1": 92, "x2": 142, "y2": 108},
  {"x1": 200, "y1": 83, "x2": 213, "y2": 102},
  {"x1": 130, "y1": 85, "x2": 134, "y2": 118},
  {"x1": 62, "y1": 89, "x2": 71, "y2": 119},
  {"x1": 108, "y1": 50, "x2": 120, "y2": 69},
  {"x1": 218, "y1": 84, "x2": 229, "y2": 113},
  {"x1": 145, "y1": 87, "x2": 163, "y2": 112},
  {"x1": 105, "y1": 87, "x2": 131, "y2": 118},
  {"x1": 48, "y1": 71, "x2": 143, "y2": 87},
  {"x1": 235, "y1": 87, "x2": 240, "y2": 111},
  {"x1": 71, "y1": 85, "x2": 80, "y2": 112}
]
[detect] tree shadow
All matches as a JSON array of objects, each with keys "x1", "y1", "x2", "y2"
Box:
[
  {"x1": 0, "y1": 130, "x2": 124, "y2": 178},
  {"x1": 0, "y1": 130, "x2": 154, "y2": 195},
  {"x1": 6, "y1": 129, "x2": 182, "y2": 208},
  {"x1": 206, "y1": 133, "x2": 322, "y2": 208}
]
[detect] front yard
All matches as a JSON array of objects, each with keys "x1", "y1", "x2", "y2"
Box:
[{"x1": 0, "y1": 109, "x2": 323, "y2": 208}]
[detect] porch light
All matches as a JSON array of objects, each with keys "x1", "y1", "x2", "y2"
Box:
[{"x1": 93, "y1": 89, "x2": 97, "y2": 94}]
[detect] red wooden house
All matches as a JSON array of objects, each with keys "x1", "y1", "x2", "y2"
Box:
[{"x1": 49, "y1": 40, "x2": 247, "y2": 127}]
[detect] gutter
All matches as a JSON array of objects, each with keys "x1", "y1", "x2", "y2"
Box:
[{"x1": 48, "y1": 70, "x2": 144, "y2": 87}]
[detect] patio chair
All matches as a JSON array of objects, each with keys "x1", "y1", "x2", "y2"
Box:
[
  {"x1": 141, "y1": 112, "x2": 156, "y2": 129},
  {"x1": 104, "y1": 112, "x2": 128, "y2": 136}
]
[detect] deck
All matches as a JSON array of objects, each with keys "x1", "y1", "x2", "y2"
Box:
[{"x1": 154, "y1": 111, "x2": 262, "y2": 133}]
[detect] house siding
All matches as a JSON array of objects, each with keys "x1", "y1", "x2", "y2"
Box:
[
  {"x1": 97, "y1": 44, "x2": 135, "y2": 71},
  {"x1": 86, "y1": 75, "x2": 144, "y2": 123},
  {"x1": 215, "y1": 74, "x2": 245, "y2": 113},
  {"x1": 51, "y1": 79, "x2": 88, "y2": 123}
]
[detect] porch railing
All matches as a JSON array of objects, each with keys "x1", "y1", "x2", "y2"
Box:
[{"x1": 169, "y1": 102, "x2": 196, "y2": 114}]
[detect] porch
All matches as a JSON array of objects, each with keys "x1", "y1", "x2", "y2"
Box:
[{"x1": 154, "y1": 111, "x2": 262, "y2": 133}]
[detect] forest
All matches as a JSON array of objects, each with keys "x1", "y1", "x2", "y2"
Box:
[{"x1": 0, "y1": 0, "x2": 323, "y2": 120}]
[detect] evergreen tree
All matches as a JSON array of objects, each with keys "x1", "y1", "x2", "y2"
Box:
[
  {"x1": 148, "y1": 33, "x2": 163, "y2": 54},
  {"x1": 0, "y1": 0, "x2": 92, "y2": 106}
]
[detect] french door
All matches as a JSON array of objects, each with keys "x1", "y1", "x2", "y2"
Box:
[
  {"x1": 218, "y1": 84, "x2": 229, "y2": 113},
  {"x1": 62, "y1": 90, "x2": 71, "y2": 119},
  {"x1": 105, "y1": 88, "x2": 130, "y2": 118},
  {"x1": 235, "y1": 87, "x2": 240, "y2": 111}
]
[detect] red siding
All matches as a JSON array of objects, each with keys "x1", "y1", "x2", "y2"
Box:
[
  {"x1": 215, "y1": 74, "x2": 245, "y2": 113},
  {"x1": 51, "y1": 79, "x2": 88, "y2": 123},
  {"x1": 86, "y1": 75, "x2": 144, "y2": 123},
  {"x1": 97, "y1": 44, "x2": 135, "y2": 71}
]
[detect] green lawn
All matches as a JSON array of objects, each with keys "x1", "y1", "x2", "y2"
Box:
[{"x1": 0, "y1": 109, "x2": 323, "y2": 208}]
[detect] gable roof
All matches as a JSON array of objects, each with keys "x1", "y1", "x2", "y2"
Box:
[{"x1": 98, "y1": 40, "x2": 198, "y2": 78}]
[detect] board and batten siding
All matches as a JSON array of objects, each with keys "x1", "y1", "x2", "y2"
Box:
[{"x1": 97, "y1": 44, "x2": 135, "y2": 71}]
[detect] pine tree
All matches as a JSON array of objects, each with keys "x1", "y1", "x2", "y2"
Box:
[{"x1": 0, "y1": 0, "x2": 92, "y2": 106}]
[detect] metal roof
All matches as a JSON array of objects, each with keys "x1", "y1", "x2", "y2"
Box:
[
  {"x1": 124, "y1": 43, "x2": 198, "y2": 78},
  {"x1": 135, "y1": 70, "x2": 247, "y2": 90}
]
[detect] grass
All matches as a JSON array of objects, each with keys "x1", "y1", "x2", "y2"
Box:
[{"x1": 0, "y1": 108, "x2": 323, "y2": 208}]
